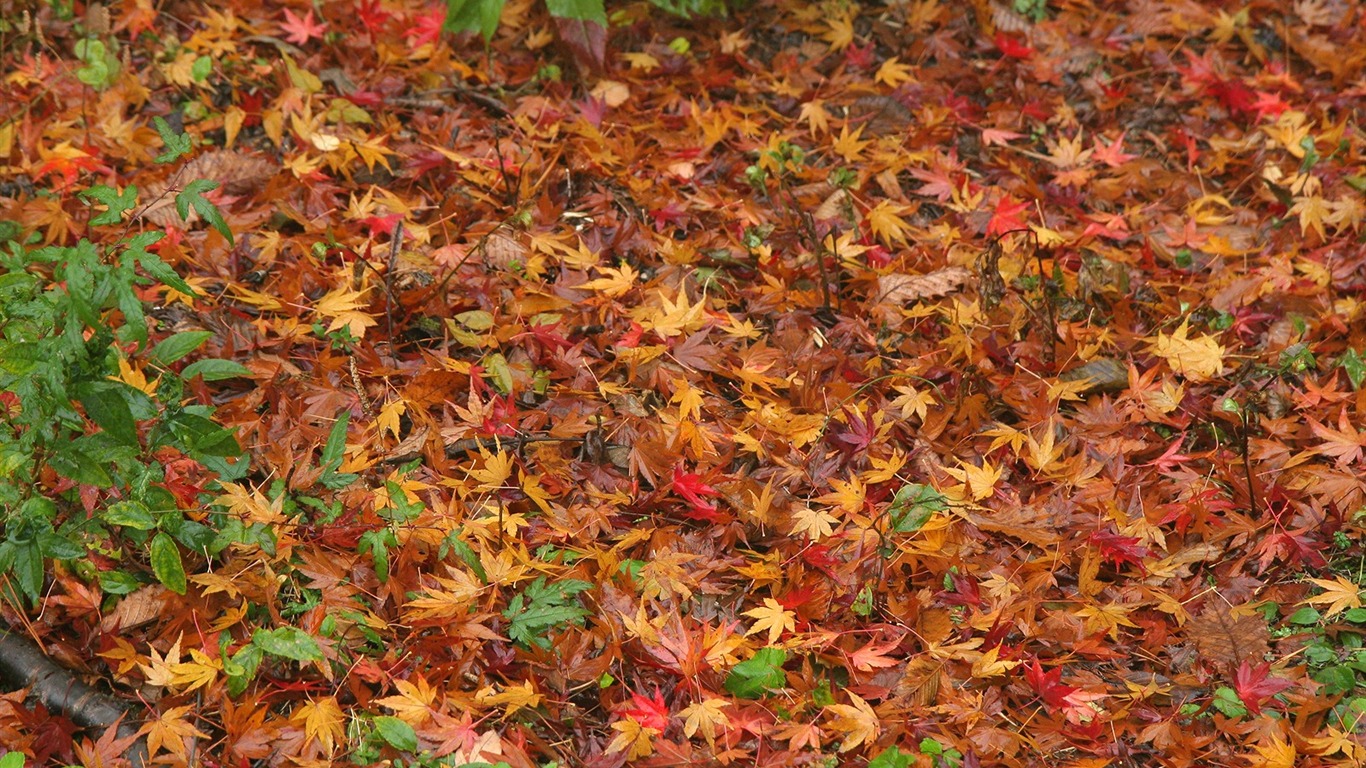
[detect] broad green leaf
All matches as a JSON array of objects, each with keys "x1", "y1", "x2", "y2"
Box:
[
  {"x1": 724, "y1": 647, "x2": 787, "y2": 699},
  {"x1": 150, "y1": 531, "x2": 187, "y2": 594},
  {"x1": 49, "y1": 445, "x2": 113, "y2": 487},
  {"x1": 373, "y1": 716, "x2": 418, "y2": 752},
  {"x1": 868, "y1": 746, "x2": 913, "y2": 768},
  {"x1": 75, "y1": 381, "x2": 139, "y2": 446},
  {"x1": 103, "y1": 500, "x2": 157, "y2": 530},
  {"x1": 546, "y1": 0, "x2": 606, "y2": 24},
  {"x1": 445, "y1": 0, "x2": 505, "y2": 42},
  {"x1": 181, "y1": 358, "x2": 250, "y2": 381},
  {"x1": 98, "y1": 570, "x2": 143, "y2": 595},
  {"x1": 151, "y1": 331, "x2": 213, "y2": 365},
  {"x1": 252, "y1": 627, "x2": 324, "y2": 662}
]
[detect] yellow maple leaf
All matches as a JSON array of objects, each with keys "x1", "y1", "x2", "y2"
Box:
[
  {"x1": 875, "y1": 57, "x2": 914, "y2": 88},
  {"x1": 376, "y1": 398, "x2": 406, "y2": 440},
  {"x1": 823, "y1": 692, "x2": 880, "y2": 752},
  {"x1": 580, "y1": 262, "x2": 640, "y2": 297},
  {"x1": 605, "y1": 717, "x2": 658, "y2": 759},
  {"x1": 1300, "y1": 576, "x2": 1363, "y2": 619},
  {"x1": 169, "y1": 648, "x2": 221, "y2": 692},
  {"x1": 292, "y1": 696, "x2": 344, "y2": 756},
  {"x1": 866, "y1": 200, "x2": 911, "y2": 244},
  {"x1": 373, "y1": 677, "x2": 438, "y2": 725},
  {"x1": 1148, "y1": 320, "x2": 1224, "y2": 382},
  {"x1": 943, "y1": 459, "x2": 1002, "y2": 501},
  {"x1": 680, "y1": 698, "x2": 731, "y2": 745},
  {"x1": 970, "y1": 644, "x2": 1020, "y2": 678},
  {"x1": 798, "y1": 99, "x2": 831, "y2": 135},
  {"x1": 1252, "y1": 731, "x2": 1297, "y2": 768},
  {"x1": 743, "y1": 597, "x2": 796, "y2": 645},
  {"x1": 142, "y1": 705, "x2": 208, "y2": 762},
  {"x1": 475, "y1": 680, "x2": 543, "y2": 718},
  {"x1": 639, "y1": 287, "x2": 708, "y2": 338},
  {"x1": 469, "y1": 449, "x2": 515, "y2": 492},
  {"x1": 791, "y1": 506, "x2": 839, "y2": 541},
  {"x1": 831, "y1": 124, "x2": 871, "y2": 162}
]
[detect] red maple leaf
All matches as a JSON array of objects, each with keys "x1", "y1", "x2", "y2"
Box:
[
  {"x1": 280, "y1": 8, "x2": 327, "y2": 45},
  {"x1": 1232, "y1": 661, "x2": 1293, "y2": 715},
  {"x1": 1088, "y1": 530, "x2": 1151, "y2": 572},
  {"x1": 994, "y1": 32, "x2": 1034, "y2": 59},
  {"x1": 986, "y1": 194, "x2": 1031, "y2": 237},
  {"x1": 1025, "y1": 660, "x2": 1078, "y2": 709},
  {"x1": 619, "y1": 687, "x2": 670, "y2": 731},
  {"x1": 672, "y1": 465, "x2": 720, "y2": 520}
]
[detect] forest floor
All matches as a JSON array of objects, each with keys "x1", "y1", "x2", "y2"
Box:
[{"x1": 2, "y1": 0, "x2": 1366, "y2": 766}]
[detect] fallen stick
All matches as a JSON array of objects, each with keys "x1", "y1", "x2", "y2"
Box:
[{"x1": 0, "y1": 630, "x2": 146, "y2": 767}]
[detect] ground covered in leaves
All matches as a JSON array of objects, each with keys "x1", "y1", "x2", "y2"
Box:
[{"x1": 3, "y1": 0, "x2": 1366, "y2": 765}]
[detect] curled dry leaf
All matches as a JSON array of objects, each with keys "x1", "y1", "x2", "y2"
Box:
[{"x1": 877, "y1": 266, "x2": 972, "y2": 304}]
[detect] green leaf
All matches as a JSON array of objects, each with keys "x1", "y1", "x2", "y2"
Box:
[
  {"x1": 1287, "y1": 606, "x2": 1321, "y2": 625},
  {"x1": 75, "y1": 381, "x2": 140, "y2": 446},
  {"x1": 373, "y1": 716, "x2": 418, "y2": 752},
  {"x1": 252, "y1": 627, "x2": 324, "y2": 662},
  {"x1": 103, "y1": 500, "x2": 157, "y2": 530},
  {"x1": 151, "y1": 331, "x2": 213, "y2": 365},
  {"x1": 546, "y1": 0, "x2": 606, "y2": 23},
  {"x1": 868, "y1": 746, "x2": 914, "y2": 768},
  {"x1": 321, "y1": 410, "x2": 350, "y2": 471},
  {"x1": 150, "y1": 531, "x2": 187, "y2": 594},
  {"x1": 174, "y1": 178, "x2": 234, "y2": 244},
  {"x1": 887, "y1": 483, "x2": 948, "y2": 533},
  {"x1": 484, "y1": 352, "x2": 514, "y2": 394},
  {"x1": 123, "y1": 231, "x2": 196, "y2": 297},
  {"x1": 181, "y1": 358, "x2": 250, "y2": 381},
  {"x1": 503, "y1": 577, "x2": 592, "y2": 648},
  {"x1": 358, "y1": 529, "x2": 393, "y2": 582},
  {"x1": 153, "y1": 116, "x2": 193, "y2": 164},
  {"x1": 444, "y1": 0, "x2": 505, "y2": 42},
  {"x1": 98, "y1": 570, "x2": 143, "y2": 595},
  {"x1": 1339, "y1": 349, "x2": 1366, "y2": 390},
  {"x1": 80, "y1": 185, "x2": 138, "y2": 226},
  {"x1": 0, "y1": 747, "x2": 26, "y2": 768},
  {"x1": 724, "y1": 647, "x2": 787, "y2": 698},
  {"x1": 49, "y1": 445, "x2": 113, "y2": 487}
]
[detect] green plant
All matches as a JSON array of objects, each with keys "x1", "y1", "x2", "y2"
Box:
[
  {"x1": 1012, "y1": 0, "x2": 1047, "y2": 22},
  {"x1": 0, "y1": 124, "x2": 247, "y2": 605},
  {"x1": 503, "y1": 576, "x2": 592, "y2": 648},
  {"x1": 723, "y1": 646, "x2": 787, "y2": 698}
]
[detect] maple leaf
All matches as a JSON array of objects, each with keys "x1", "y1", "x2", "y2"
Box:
[
  {"x1": 824, "y1": 692, "x2": 880, "y2": 752},
  {"x1": 1088, "y1": 530, "x2": 1153, "y2": 572},
  {"x1": 605, "y1": 717, "x2": 658, "y2": 759},
  {"x1": 141, "y1": 705, "x2": 208, "y2": 762},
  {"x1": 620, "y1": 688, "x2": 671, "y2": 732},
  {"x1": 1147, "y1": 320, "x2": 1225, "y2": 381},
  {"x1": 1092, "y1": 130, "x2": 1137, "y2": 166},
  {"x1": 292, "y1": 697, "x2": 344, "y2": 756},
  {"x1": 672, "y1": 464, "x2": 721, "y2": 520},
  {"x1": 280, "y1": 8, "x2": 327, "y2": 45},
  {"x1": 1025, "y1": 660, "x2": 1079, "y2": 709},
  {"x1": 986, "y1": 194, "x2": 1031, "y2": 236},
  {"x1": 1232, "y1": 661, "x2": 1293, "y2": 715},
  {"x1": 1308, "y1": 410, "x2": 1366, "y2": 467},
  {"x1": 743, "y1": 598, "x2": 796, "y2": 645},
  {"x1": 791, "y1": 505, "x2": 839, "y2": 541},
  {"x1": 374, "y1": 677, "x2": 439, "y2": 726},
  {"x1": 1299, "y1": 575, "x2": 1363, "y2": 619},
  {"x1": 970, "y1": 644, "x2": 1020, "y2": 678},
  {"x1": 680, "y1": 697, "x2": 731, "y2": 745},
  {"x1": 847, "y1": 638, "x2": 901, "y2": 672}
]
